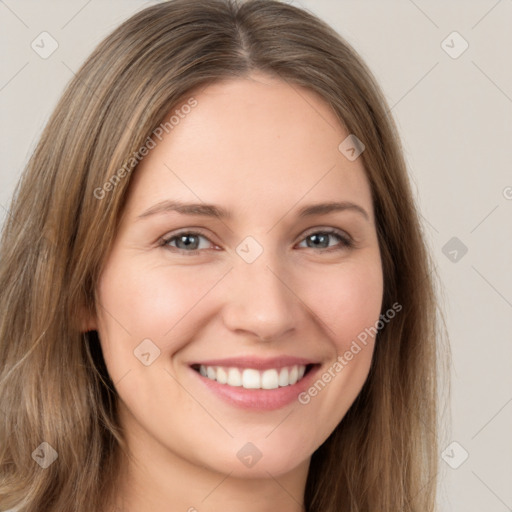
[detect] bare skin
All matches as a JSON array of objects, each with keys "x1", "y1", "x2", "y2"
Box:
[{"x1": 88, "y1": 71, "x2": 383, "y2": 512}]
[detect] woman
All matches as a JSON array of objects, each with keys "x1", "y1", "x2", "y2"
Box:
[{"x1": 0, "y1": 1, "x2": 445, "y2": 510}]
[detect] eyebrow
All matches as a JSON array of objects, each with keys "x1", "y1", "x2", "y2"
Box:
[{"x1": 136, "y1": 200, "x2": 370, "y2": 221}]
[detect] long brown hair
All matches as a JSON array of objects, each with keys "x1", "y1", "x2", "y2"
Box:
[{"x1": 0, "y1": 1, "x2": 447, "y2": 510}]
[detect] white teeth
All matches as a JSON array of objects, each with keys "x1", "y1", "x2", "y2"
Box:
[
  {"x1": 196, "y1": 364, "x2": 308, "y2": 389},
  {"x1": 289, "y1": 365, "x2": 298, "y2": 385},
  {"x1": 261, "y1": 369, "x2": 279, "y2": 389},
  {"x1": 206, "y1": 366, "x2": 216, "y2": 380},
  {"x1": 242, "y1": 369, "x2": 260, "y2": 389},
  {"x1": 216, "y1": 367, "x2": 228, "y2": 384},
  {"x1": 228, "y1": 367, "x2": 242, "y2": 387},
  {"x1": 278, "y1": 367, "x2": 289, "y2": 386}
]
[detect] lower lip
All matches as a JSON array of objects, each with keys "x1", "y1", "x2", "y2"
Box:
[{"x1": 190, "y1": 364, "x2": 321, "y2": 411}]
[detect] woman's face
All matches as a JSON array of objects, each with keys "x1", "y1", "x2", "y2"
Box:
[{"x1": 92, "y1": 72, "x2": 383, "y2": 479}]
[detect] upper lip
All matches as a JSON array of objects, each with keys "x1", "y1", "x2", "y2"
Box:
[{"x1": 189, "y1": 356, "x2": 318, "y2": 371}]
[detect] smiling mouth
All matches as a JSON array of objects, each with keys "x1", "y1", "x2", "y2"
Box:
[{"x1": 191, "y1": 363, "x2": 316, "y2": 389}]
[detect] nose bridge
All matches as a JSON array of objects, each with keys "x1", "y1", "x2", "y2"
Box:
[{"x1": 222, "y1": 248, "x2": 299, "y2": 340}]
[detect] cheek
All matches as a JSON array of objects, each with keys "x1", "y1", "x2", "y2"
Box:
[
  {"x1": 293, "y1": 257, "x2": 383, "y2": 438},
  {"x1": 96, "y1": 258, "x2": 227, "y2": 357},
  {"x1": 94, "y1": 260, "x2": 226, "y2": 417},
  {"x1": 303, "y1": 258, "x2": 384, "y2": 349}
]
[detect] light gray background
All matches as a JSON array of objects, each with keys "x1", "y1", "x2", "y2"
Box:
[{"x1": 1, "y1": 1, "x2": 511, "y2": 510}]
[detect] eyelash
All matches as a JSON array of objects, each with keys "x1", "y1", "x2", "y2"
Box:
[{"x1": 159, "y1": 228, "x2": 354, "y2": 254}]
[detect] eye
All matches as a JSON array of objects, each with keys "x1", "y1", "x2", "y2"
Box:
[
  {"x1": 159, "y1": 228, "x2": 353, "y2": 254},
  {"x1": 160, "y1": 231, "x2": 216, "y2": 253},
  {"x1": 296, "y1": 229, "x2": 353, "y2": 251}
]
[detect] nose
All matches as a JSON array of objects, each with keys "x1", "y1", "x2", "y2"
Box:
[{"x1": 221, "y1": 256, "x2": 301, "y2": 342}]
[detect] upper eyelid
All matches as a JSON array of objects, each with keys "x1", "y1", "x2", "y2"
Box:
[
  {"x1": 162, "y1": 228, "x2": 214, "y2": 242},
  {"x1": 299, "y1": 226, "x2": 351, "y2": 239}
]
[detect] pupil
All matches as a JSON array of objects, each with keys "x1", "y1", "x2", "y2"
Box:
[
  {"x1": 177, "y1": 234, "x2": 198, "y2": 250},
  {"x1": 309, "y1": 233, "x2": 329, "y2": 248}
]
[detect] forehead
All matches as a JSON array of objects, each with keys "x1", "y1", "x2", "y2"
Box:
[{"x1": 126, "y1": 73, "x2": 374, "y2": 221}]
